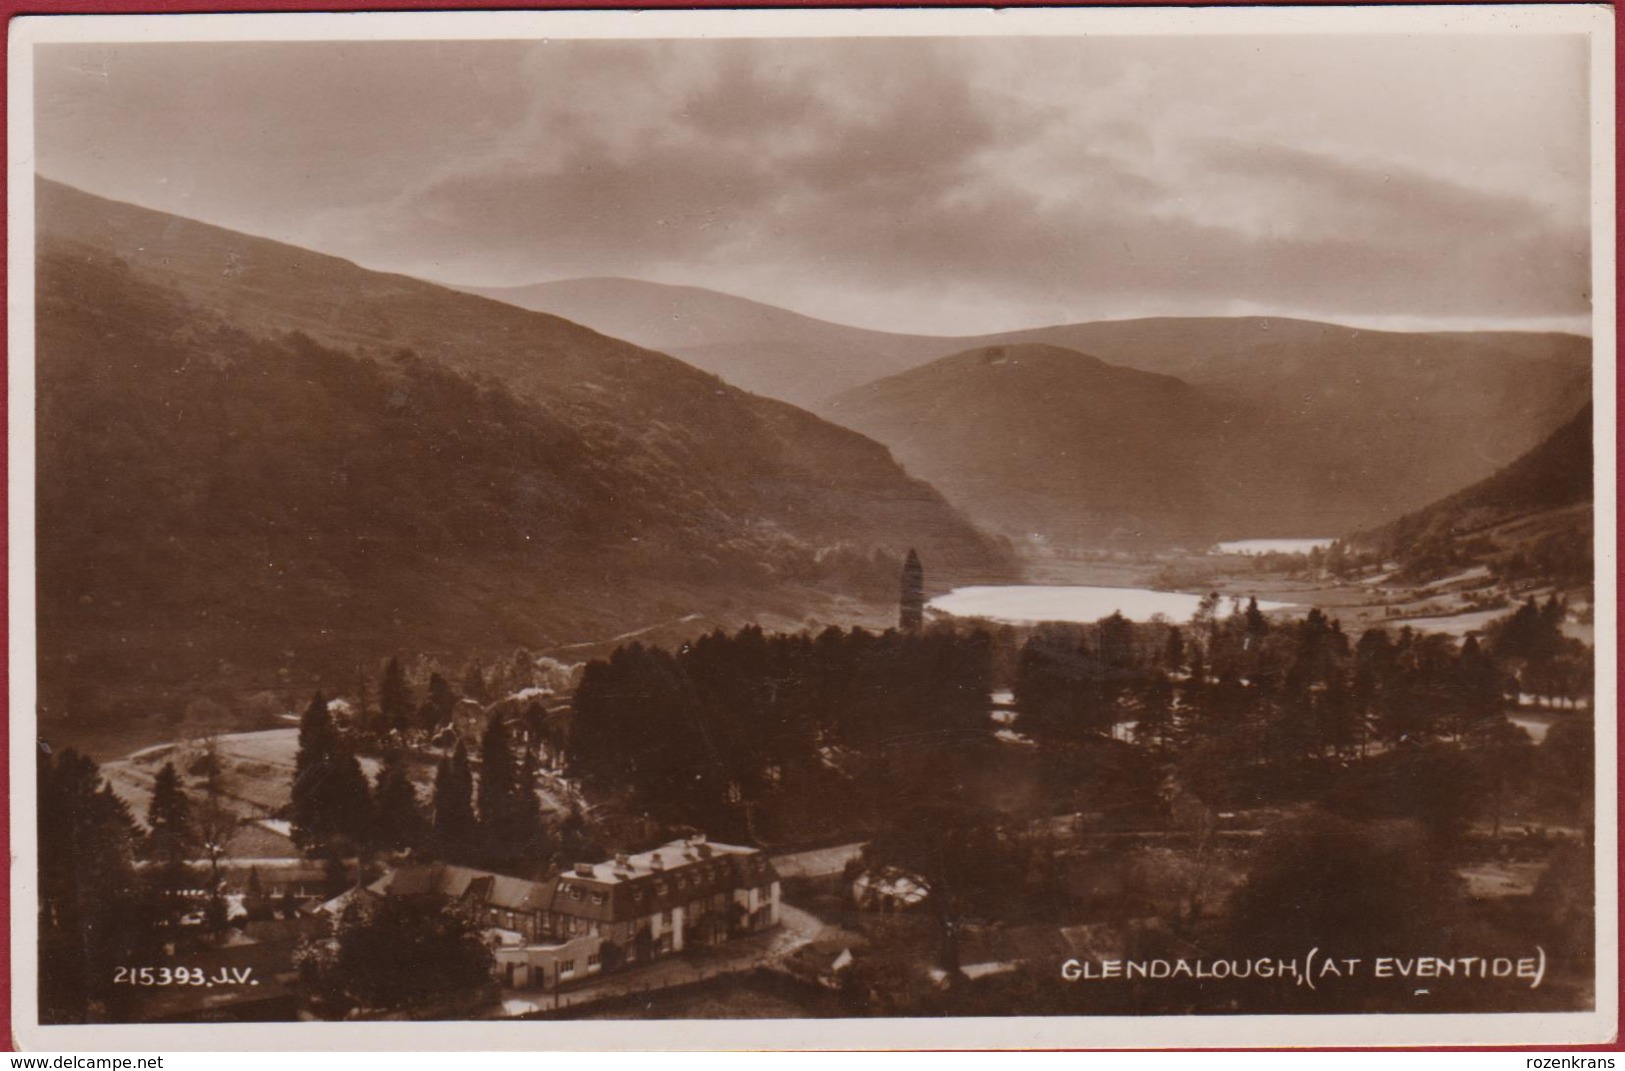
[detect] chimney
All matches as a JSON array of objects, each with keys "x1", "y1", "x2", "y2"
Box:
[
  {"x1": 651, "y1": 853, "x2": 664, "y2": 871},
  {"x1": 615, "y1": 853, "x2": 630, "y2": 868},
  {"x1": 573, "y1": 863, "x2": 594, "y2": 877},
  {"x1": 688, "y1": 833, "x2": 707, "y2": 846}
]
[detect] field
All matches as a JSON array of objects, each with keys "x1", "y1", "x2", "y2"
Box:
[{"x1": 99, "y1": 726, "x2": 436, "y2": 858}]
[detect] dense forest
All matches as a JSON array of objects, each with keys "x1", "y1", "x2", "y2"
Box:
[
  {"x1": 571, "y1": 625, "x2": 996, "y2": 841},
  {"x1": 39, "y1": 590, "x2": 1596, "y2": 1021}
]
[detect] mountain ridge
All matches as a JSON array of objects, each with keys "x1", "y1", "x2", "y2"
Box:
[
  {"x1": 1357, "y1": 403, "x2": 1593, "y2": 548},
  {"x1": 823, "y1": 332, "x2": 1592, "y2": 545},
  {"x1": 468, "y1": 275, "x2": 1591, "y2": 411},
  {"x1": 826, "y1": 342, "x2": 1261, "y2": 545},
  {"x1": 34, "y1": 178, "x2": 1015, "y2": 752}
]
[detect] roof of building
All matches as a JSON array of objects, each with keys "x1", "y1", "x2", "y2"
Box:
[
  {"x1": 371, "y1": 864, "x2": 553, "y2": 913},
  {"x1": 549, "y1": 836, "x2": 777, "y2": 922},
  {"x1": 370, "y1": 836, "x2": 775, "y2": 925},
  {"x1": 316, "y1": 885, "x2": 381, "y2": 917}
]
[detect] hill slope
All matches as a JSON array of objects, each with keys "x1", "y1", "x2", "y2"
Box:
[
  {"x1": 825, "y1": 343, "x2": 1284, "y2": 544},
  {"x1": 474, "y1": 280, "x2": 1590, "y2": 540},
  {"x1": 465, "y1": 277, "x2": 953, "y2": 408},
  {"x1": 826, "y1": 332, "x2": 1593, "y2": 546},
  {"x1": 1352, "y1": 404, "x2": 1593, "y2": 584},
  {"x1": 973, "y1": 317, "x2": 1591, "y2": 529},
  {"x1": 35, "y1": 180, "x2": 1014, "y2": 751}
]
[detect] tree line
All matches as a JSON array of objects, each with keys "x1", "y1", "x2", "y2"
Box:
[
  {"x1": 1018, "y1": 593, "x2": 1587, "y2": 742},
  {"x1": 570, "y1": 624, "x2": 994, "y2": 838},
  {"x1": 289, "y1": 687, "x2": 591, "y2": 877}
]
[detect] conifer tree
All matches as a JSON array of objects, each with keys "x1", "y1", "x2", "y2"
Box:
[
  {"x1": 1164, "y1": 627, "x2": 1186, "y2": 673},
  {"x1": 39, "y1": 747, "x2": 156, "y2": 1022},
  {"x1": 379, "y1": 657, "x2": 414, "y2": 734},
  {"x1": 424, "y1": 672, "x2": 457, "y2": 731},
  {"x1": 1244, "y1": 596, "x2": 1269, "y2": 639},
  {"x1": 327, "y1": 735, "x2": 373, "y2": 852},
  {"x1": 373, "y1": 746, "x2": 426, "y2": 854},
  {"x1": 146, "y1": 761, "x2": 195, "y2": 866},
  {"x1": 432, "y1": 740, "x2": 477, "y2": 863},
  {"x1": 145, "y1": 760, "x2": 199, "y2": 932},
  {"x1": 291, "y1": 690, "x2": 373, "y2": 853},
  {"x1": 291, "y1": 692, "x2": 335, "y2": 849},
  {"x1": 477, "y1": 714, "x2": 545, "y2": 873}
]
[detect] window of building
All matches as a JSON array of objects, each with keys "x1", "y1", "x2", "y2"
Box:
[
  {"x1": 561, "y1": 959, "x2": 575, "y2": 976},
  {"x1": 655, "y1": 880, "x2": 668, "y2": 895},
  {"x1": 570, "y1": 887, "x2": 583, "y2": 901},
  {"x1": 662, "y1": 909, "x2": 672, "y2": 926},
  {"x1": 587, "y1": 953, "x2": 601, "y2": 968}
]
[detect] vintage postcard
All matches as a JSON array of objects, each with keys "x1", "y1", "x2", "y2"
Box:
[{"x1": 6, "y1": 5, "x2": 1617, "y2": 1050}]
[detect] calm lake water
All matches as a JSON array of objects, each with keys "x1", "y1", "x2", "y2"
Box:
[
  {"x1": 929, "y1": 585, "x2": 1294, "y2": 625},
  {"x1": 1213, "y1": 538, "x2": 1335, "y2": 556}
]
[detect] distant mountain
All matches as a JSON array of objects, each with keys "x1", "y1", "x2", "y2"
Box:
[
  {"x1": 825, "y1": 343, "x2": 1278, "y2": 545},
  {"x1": 474, "y1": 280, "x2": 1590, "y2": 541},
  {"x1": 464, "y1": 277, "x2": 954, "y2": 408},
  {"x1": 825, "y1": 333, "x2": 1593, "y2": 546},
  {"x1": 1354, "y1": 404, "x2": 1593, "y2": 577},
  {"x1": 969, "y1": 317, "x2": 1592, "y2": 530},
  {"x1": 34, "y1": 179, "x2": 1014, "y2": 750}
]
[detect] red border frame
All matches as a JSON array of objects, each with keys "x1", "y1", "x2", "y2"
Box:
[{"x1": 0, "y1": 0, "x2": 1617, "y2": 1053}]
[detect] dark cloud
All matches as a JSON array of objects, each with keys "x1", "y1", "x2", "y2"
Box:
[{"x1": 34, "y1": 34, "x2": 1592, "y2": 333}]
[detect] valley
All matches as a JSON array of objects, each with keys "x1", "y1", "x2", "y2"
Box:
[
  {"x1": 24, "y1": 24, "x2": 1604, "y2": 1035},
  {"x1": 35, "y1": 201, "x2": 1599, "y2": 1025},
  {"x1": 34, "y1": 180, "x2": 1012, "y2": 757},
  {"x1": 479, "y1": 278, "x2": 1591, "y2": 545}
]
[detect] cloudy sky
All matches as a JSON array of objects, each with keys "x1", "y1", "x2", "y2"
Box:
[{"x1": 35, "y1": 33, "x2": 1592, "y2": 335}]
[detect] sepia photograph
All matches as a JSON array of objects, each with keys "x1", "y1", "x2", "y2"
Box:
[{"x1": 6, "y1": 5, "x2": 1617, "y2": 1050}]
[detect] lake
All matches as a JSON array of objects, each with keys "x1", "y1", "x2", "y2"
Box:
[
  {"x1": 928, "y1": 585, "x2": 1294, "y2": 625},
  {"x1": 1212, "y1": 538, "x2": 1335, "y2": 556}
]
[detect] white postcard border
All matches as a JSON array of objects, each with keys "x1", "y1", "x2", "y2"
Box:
[{"x1": 8, "y1": 4, "x2": 1617, "y2": 1050}]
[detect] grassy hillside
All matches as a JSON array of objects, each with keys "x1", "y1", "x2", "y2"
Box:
[
  {"x1": 987, "y1": 317, "x2": 1591, "y2": 529},
  {"x1": 825, "y1": 344, "x2": 1247, "y2": 545},
  {"x1": 465, "y1": 276, "x2": 954, "y2": 409},
  {"x1": 1351, "y1": 404, "x2": 1593, "y2": 585},
  {"x1": 477, "y1": 280, "x2": 1589, "y2": 543},
  {"x1": 35, "y1": 180, "x2": 1015, "y2": 755}
]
